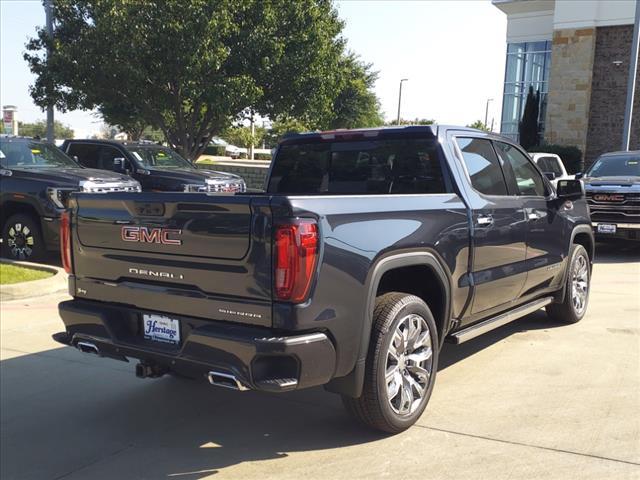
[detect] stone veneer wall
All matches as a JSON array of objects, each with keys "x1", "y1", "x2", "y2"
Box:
[
  {"x1": 585, "y1": 25, "x2": 640, "y2": 166},
  {"x1": 544, "y1": 28, "x2": 597, "y2": 157}
]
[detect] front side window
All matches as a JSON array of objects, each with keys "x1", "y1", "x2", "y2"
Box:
[
  {"x1": 587, "y1": 155, "x2": 640, "y2": 177},
  {"x1": 456, "y1": 137, "x2": 508, "y2": 196},
  {"x1": 0, "y1": 140, "x2": 79, "y2": 169},
  {"x1": 495, "y1": 142, "x2": 546, "y2": 196},
  {"x1": 67, "y1": 143, "x2": 100, "y2": 169},
  {"x1": 268, "y1": 138, "x2": 447, "y2": 195},
  {"x1": 128, "y1": 147, "x2": 193, "y2": 169}
]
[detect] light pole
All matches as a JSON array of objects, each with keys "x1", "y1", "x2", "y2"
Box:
[
  {"x1": 45, "y1": 0, "x2": 54, "y2": 143},
  {"x1": 396, "y1": 78, "x2": 408, "y2": 125},
  {"x1": 622, "y1": 0, "x2": 639, "y2": 151},
  {"x1": 484, "y1": 98, "x2": 494, "y2": 129}
]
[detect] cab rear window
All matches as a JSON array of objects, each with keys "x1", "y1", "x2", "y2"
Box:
[{"x1": 268, "y1": 138, "x2": 448, "y2": 195}]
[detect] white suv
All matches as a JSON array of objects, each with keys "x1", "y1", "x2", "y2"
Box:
[{"x1": 530, "y1": 153, "x2": 572, "y2": 188}]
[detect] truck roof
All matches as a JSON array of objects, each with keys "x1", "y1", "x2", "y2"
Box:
[{"x1": 279, "y1": 125, "x2": 510, "y2": 145}]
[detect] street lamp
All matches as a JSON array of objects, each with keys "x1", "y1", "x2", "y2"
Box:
[
  {"x1": 396, "y1": 79, "x2": 408, "y2": 125},
  {"x1": 484, "y1": 98, "x2": 494, "y2": 130}
]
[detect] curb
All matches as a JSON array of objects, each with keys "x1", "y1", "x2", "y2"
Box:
[{"x1": 0, "y1": 259, "x2": 68, "y2": 301}]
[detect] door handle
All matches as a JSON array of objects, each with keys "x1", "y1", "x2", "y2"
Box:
[{"x1": 477, "y1": 215, "x2": 494, "y2": 226}]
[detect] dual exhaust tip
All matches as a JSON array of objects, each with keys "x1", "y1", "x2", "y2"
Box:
[
  {"x1": 75, "y1": 341, "x2": 249, "y2": 391},
  {"x1": 207, "y1": 371, "x2": 250, "y2": 391}
]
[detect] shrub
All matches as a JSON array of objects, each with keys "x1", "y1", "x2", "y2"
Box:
[
  {"x1": 254, "y1": 153, "x2": 272, "y2": 161},
  {"x1": 202, "y1": 145, "x2": 227, "y2": 156},
  {"x1": 528, "y1": 144, "x2": 583, "y2": 174}
]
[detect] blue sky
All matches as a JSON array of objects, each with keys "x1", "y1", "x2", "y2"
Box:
[{"x1": 1, "y1": 0, "x2": 506, "y2": 137}]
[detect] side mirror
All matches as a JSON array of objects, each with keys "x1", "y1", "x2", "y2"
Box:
[
  {"x1": 113, "y1": 157, "x2": 127, "y2": 172},
  {"x1": 543, "y1": 172, "x2": 557, "y2": 181},
  {"x1": 556, "y1": 179, "x2": 585, "y2": 199},
  {"x1": 72, "y1": 155, "x2": 79, "y2": 162},
  {"x1": 575, "y1": 172, "x2": 584, "y2": 179}
]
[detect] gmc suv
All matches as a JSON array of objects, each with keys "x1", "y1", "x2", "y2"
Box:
[{"x1": 54, "y1": 126, "x2": 594, "y2": 433}]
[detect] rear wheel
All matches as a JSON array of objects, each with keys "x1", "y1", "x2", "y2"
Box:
[
  {"x1": 546, "y1": 244, "x2": 590, "y2": 324},
  {"x1": 2, "y1": 214, "x2": 45, "y2": 262},
  {"x1": 342, "y1": 292, "x2": 438, "y2": 433}
]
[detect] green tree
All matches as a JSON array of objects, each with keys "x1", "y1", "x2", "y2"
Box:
[
  {"x1": 264, "y1": 116, "x2": 309, "y2": 147},
  {"x1": 25, "y1": 0, "x2": 356, "y2": 160},
  {"x1": 17, "y1": 120, "x2": 74, "y2": 139},
  {"x1": 327, "y1": 53, "x2": 383, "y2": 129},
  {"x1": 222, "y1": 125, "x2": 267, "y2": 151},
  {"x1": 466, "y1": 120, "x2": 490, "y2": 131},
  {"x1": 518, "y1": 86, "x2": 540, "y2": 149}
]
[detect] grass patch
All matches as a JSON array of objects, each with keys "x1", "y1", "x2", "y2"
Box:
[{"x1": 0, "y1": 264, "x2": 53, "y2": 285}]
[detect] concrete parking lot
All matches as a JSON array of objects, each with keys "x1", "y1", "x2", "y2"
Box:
[{"x1": 1, "y1": 243, "x2": 639, "y2": 480}]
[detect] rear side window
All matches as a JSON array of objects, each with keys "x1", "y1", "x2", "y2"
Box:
[
  {"x1": 536, "y1": 156, "x2": 563, "y2": 176},
  {"x1": 268, "y1": 138, "x2": 448, "y2": 195},
  {"x1": 495, "y1": 142, "x2": 546, "y2": 196},
  {"x1": 456, "y1": 137, "x2": 508, "y2": 196}
]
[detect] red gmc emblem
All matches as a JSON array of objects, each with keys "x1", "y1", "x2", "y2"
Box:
[
  {"x1": 593, "y1": 194, "x2": 624, "y2": 202},
  {"x1": 121, "y1": 226, "x2": 182, "y2": 245}
]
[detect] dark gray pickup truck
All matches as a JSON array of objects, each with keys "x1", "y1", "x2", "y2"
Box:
[{"x1": 54, "y1": 125, "x2": 594, "y2": 433}]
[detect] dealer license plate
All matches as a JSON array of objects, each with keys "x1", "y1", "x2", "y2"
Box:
[
  {"x1": 142, "y1": 314, "x2": 180, "y2": 345},
  {"x1": 597, "y1": 224, "x2": 617, "y2": 234}
]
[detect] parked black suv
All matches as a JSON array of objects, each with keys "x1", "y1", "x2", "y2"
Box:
[
  {"x1": 582, "y1": 150, "x2": 640, "y2": 241},
  {"x1": 61, "y1": 140, "x2": 246, "y2": 193},
  {"x1": 55, "y1": 126, "x2": 593, "y2": 433},
  {"x1": 0, "y1": 136, "x2": 140, "y2": 261}
]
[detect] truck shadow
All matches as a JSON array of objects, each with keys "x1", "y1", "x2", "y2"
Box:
[
  {"x1": 1, "y1": 309, "x2": 563, "y2": 479},
  {"x1": 593, "y1": 241, "x2": 640, "y2": 264}
]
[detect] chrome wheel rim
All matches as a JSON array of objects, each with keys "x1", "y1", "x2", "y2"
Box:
[
  {"x1": 7, "y1": 223, "x2": 34, "y2": 260},
  {"x1": 385, "y1": 314, "x2": 433, "y2": 416},
  {"x1": 571, "y1": 254, "x2": 589, "y2": 316}
]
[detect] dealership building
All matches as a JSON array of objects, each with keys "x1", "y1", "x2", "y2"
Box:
[{"x1": 493, "y1": 0, "x2": 639, "y2": 165}]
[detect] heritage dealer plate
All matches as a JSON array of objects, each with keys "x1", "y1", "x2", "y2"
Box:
[
  {"x1": 597, "y1": 224, "x2": 616, "y2": 234},
  {"x1": 142, "y1": 313, "x2": 180, "y2": 345}
]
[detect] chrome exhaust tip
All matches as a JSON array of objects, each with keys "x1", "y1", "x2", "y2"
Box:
[
  {"x1": 76, "y1": 341, "x2": 99, "y2": 355},
  {"x1": 207, "y1": 371, "x2": 249, "y2": 391}
]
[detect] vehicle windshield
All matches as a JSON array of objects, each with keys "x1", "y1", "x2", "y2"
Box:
[
  {"x1": 268, "y1": 138, "x2": 447, "y2": 194},
  {"x1": 0, "y1": 140, "x2": 79, "y2": 169},
  {"x1": 128, "y1": 146, "x2": 193, "y2": 169},
  {"x1": 587, "y1": 154, "x2": 640, "y2": 177}
]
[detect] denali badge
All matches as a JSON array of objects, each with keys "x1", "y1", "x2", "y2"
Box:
[
  {"x1": 121, "y1": 226, "x2": 182, "y2": 245},
  {"x1": 593, "y1": 194, "x2": 624, "y2": 202},
  {"x1": 129, "y1": 267, "x2": 184, "y2": 280}
]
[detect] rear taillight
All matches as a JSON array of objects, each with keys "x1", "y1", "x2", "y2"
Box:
[
  {"x1": 60, "y1": 211, "x2": 73, "y2": 274},
  {"x1": 274, "y1": 220, "x2": 318, "y2": 303}
]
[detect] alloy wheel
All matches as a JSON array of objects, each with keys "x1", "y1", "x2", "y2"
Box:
[
  {"x1": 571, "y1": 254, "x2": 589, "y2": 316},
  {"x1": 7, "y1": 223, "x2": 35, "y2": 260},
  {"x1": 385, "y1": 314, "x2": 433, "y2": 416}
]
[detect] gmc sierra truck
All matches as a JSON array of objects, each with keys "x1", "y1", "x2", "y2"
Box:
[
  {"x1": 54, "y1": 126, "x2": 594, "y2": 433},
  {"x1": 581, "y1": 150, "x2": 640, "y2": 241},
  {"x1": 0, "y1": 136, "x2": 140, "y2": 261}
]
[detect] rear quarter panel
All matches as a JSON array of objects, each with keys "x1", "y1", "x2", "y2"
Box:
[{"x1": 270, "y1": 193, "x2": 470, "y2": 377}]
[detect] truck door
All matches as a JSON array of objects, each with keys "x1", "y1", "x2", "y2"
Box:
[
  {"x1": 493, "y1": 141, "x2": 566, "y2": 296},
  {"x1": 453, "y1": 136, "x2": 528, "y2": 318}
]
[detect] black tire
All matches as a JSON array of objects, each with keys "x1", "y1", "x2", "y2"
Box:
[
  {"x1": 342, "y1": 292, "x2": 439, "y2": 434},
  {"x1": 546, "y1": 244, "x2": 590, "y2": 324},
  {"x1": 2, "y1": 214, "x2": 46, "y2": 262}
]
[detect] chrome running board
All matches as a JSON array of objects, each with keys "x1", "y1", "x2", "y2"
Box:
[{"x1": 447, "y1": 297, "x2": 554, "y2": 344}]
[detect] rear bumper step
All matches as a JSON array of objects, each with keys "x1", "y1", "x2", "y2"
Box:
[
  {"x1": 54, "y1": 299, "x2": 336, "y2": 392},
  {"x1": 446, "y1": 297, "x2": 554, "y2": 344}
]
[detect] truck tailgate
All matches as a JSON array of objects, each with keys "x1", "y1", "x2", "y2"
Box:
[{"x1": 70, "y1": 192, "x2": 273, "y2": 326}]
